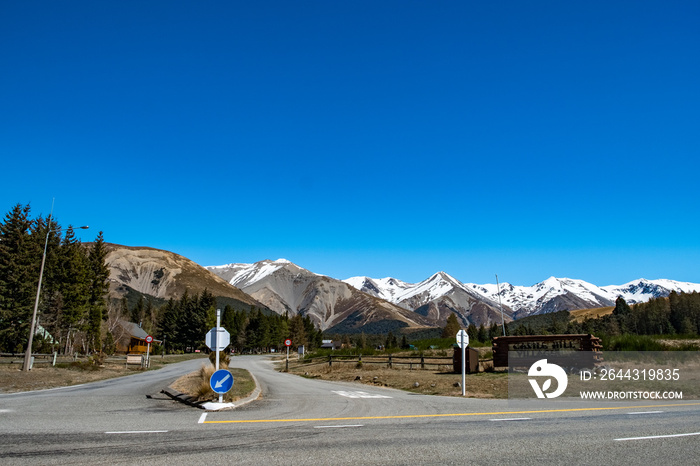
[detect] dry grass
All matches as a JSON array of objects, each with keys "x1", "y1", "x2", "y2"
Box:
[
  {"x1": 570, "y1": 306, "x2": 614, "y2": 322},
  {"x1": 288, "y1": 358, "x2": 508, "y2": 398},
  {"x1": 170, "y1": 358, "x2": 257, "y2": 403},
  {"x1": 0, "y1": 354, "x2": 208, "y2": 394}
]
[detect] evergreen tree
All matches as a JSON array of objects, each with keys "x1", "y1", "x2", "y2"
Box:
[
  {"x1": 57, "y1": 227, "x2": 90, "y2": 353},
  {"x1": 467, "y1": 323, "x2": 478, "y2": 342},
  {"x1": 477, "y1": 323, "x2": 487, "y2": 342},
  {"x1": 86, "y1": 232, "x2": 109, "y2": 354},
  {"x1": 441, "y1": 313, "x2": 461, "y2": 338},
  {"x1": 157, "y1": 298, "x2": 180, "y2": 353},
  {"x1": 613, "y1": 296, "x2": 632, "y2": 333},
  {"x1": 131, "y1": 295, "x2": 145, "y2": 325},
  {"x1": 0, "y1": 204, "x2": 36, "y2": 352},
  {"x1": 32, "y1": 216, "x2": 62, "y2": 349},
  {"x1": 288, "y1": 314, "x2": 307, "y2": 348}
]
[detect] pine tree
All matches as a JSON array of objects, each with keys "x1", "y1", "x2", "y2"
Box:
[
  {"x1": 86, "y1": 232, "x2": 109, "y2": 354},
  {"x1": 613, "y1": 296, "x2": 633, "y2": 334},
  {"x1": 57, "y1": 226, "x2": 90, "y2": 353},
  {"x1": 288, "y1": 314, "x2": 307, "y2": 348},
  {"x1": 467, "y1": 323, "x2": 478, "y2": 342},
  {"x1": 441, "y1": 313, "x2": 461, "y2": 338},
  {"x1": 157, "y1": 298, "x2": 180, "y2": 353},
  {"x1": 477, "y1": 324, "x2": 487, "y2": 342},
  {"x1": 32, "y1": 216, "x2": 62, "y2": 349},
  {"x1": 0, "y1": 204, "x2": 36, "y2": 352}
]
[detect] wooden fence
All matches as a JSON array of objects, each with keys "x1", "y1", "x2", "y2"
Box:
[
  {"x1": 0, "y1": 352, "x2": 149, "y2": 367},
  {"x1": 290, "y1": 354, "x2": 454, "y2": 371}
]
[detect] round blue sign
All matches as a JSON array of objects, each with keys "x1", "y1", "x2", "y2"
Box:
[{"x1": 209, "y1": 369, "x2": 234, "y2": 394}]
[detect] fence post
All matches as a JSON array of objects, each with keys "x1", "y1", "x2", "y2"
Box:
[
  {"x1": 329, "y1": 355, "x2": 332, "y2": 367},
  {"x1": 52, "y1": 352, "x2": 57, "y2": 367},
  {"x1": 421, "y1": 353, "x2": 425, "y2": 369},
  {"x1": 388, "y1": 354, "x2": 392, "y2": 369}
]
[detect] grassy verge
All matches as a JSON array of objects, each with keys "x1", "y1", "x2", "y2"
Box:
[
  {"x1": 286, "y1": 351, "x2": 507, "y2": 399},
  {"x1": 0, "y1": 353, "x2": 209, "y2": 394}
]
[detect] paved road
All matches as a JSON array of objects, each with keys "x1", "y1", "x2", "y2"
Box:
[{"x1": 1, "y1": 356, "x2": 698, "y2": 465}]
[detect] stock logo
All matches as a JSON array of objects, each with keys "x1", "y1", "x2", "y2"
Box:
[{"x1": 528, "y1": 359, "x2": 568, "y2": 399}]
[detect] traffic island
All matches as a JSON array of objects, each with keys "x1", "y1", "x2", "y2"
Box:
[{"x1": 166, "y1": 364, "x2": 260, "y2": 410}]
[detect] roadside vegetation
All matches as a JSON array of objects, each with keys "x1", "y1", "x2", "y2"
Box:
[
  {"x1": 0, "y1": 353, "x2": 208, "y2": 394},
  {"x1": 170, "y1": 352, "x2": 256, "y2": 402}
]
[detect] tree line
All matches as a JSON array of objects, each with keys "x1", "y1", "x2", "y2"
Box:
[
  {"x1": 577, "y1": 292, "x2": 700, "y2": 336},
  {"x1": 509, "y1": 293, "x2": 700, "y2": 337},
  {"x1": 117, "y1": 290, "x2": 324, "y2": 354},
  {"x1": 0, "y1": 204, "x2": 110, "y2": 354}
]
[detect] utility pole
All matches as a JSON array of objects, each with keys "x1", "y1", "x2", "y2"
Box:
[{"x1": 496, "y1": 274, "x2": 506, "y2": 336}]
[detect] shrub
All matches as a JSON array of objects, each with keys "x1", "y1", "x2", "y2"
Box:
[{"x1": 208, "y1": 351, "x2": 230, "y2": 368}]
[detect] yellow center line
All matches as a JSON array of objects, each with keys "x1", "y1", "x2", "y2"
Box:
[{"x1": 202, "y1": 402, "x2": 700, "y2": 424}]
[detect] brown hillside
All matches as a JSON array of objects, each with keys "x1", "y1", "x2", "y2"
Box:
[{"x1": 104, "y1": 243, "x2": 262, "y2": 307}]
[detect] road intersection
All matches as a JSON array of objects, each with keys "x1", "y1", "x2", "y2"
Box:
[{"x1": 1, "y1": 355, "x2": 698, "y2": 464}]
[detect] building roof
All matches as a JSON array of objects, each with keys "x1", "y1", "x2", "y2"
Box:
[{"x1": 120, "y1": 321, "x2": 149, "y2": 340}]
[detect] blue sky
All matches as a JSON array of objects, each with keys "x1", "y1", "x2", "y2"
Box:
[{"x1": 2, "y1": 1, "x2": 699, "y2": 286}]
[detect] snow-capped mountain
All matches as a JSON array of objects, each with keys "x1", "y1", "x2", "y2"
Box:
[
  {"x1": 602, "y1": 279, "x2": 700, "y2": 305},
  {"x1": 207, "y1": 259, "x2": 432, "y2": 332},
  {"x1": 345, "y1": 272, "x2": 512, "y2": 326},
  {"x1": 465, "y1": 277, "x2": 616, "y2": 318},
  {"x1": 348, "y1": 274, "x2": 700, "y2": 321},
  {"x1": 209, "y1": 258, "x2": 700, "y2": 328}
]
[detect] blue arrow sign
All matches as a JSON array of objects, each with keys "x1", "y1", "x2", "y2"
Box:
[{"x1": 210, "y1": 369, "x2": 234, "y2": 394}]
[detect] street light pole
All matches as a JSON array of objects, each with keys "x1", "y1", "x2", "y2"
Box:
[
  {"x1": 22, "y1": 201, "x2": 88, "y2": 371},
  {"x1": 22, "y1": 225, "x2": 51, "y2": 371}
]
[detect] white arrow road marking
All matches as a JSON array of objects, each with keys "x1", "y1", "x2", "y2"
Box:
[
  {"x1": 332, "y1": 390, "x2": 392, "y2": 399},
  {"x1": 215, "y1": 373, "x2": 231, "y2": 389}
]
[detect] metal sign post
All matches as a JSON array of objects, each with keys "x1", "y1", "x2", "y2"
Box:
[
  {"x1": 456, "y1": 329, "x2": 469, "y2": 397},
  {"x1": 145, "y1": 335, "x2": 153, "y2": 368},
  {"x1": 215, "y1": 309, "x2": 221, "y2": 372},
  {"x1": 215, "y1": 309, "x2": 221, "y2": 402},
  {"x1": 204, "y1": 309, "x2": 232, "y2": 403},
  {"x1": 284, "y1": 339, "x2": 292, "y2": 372}
]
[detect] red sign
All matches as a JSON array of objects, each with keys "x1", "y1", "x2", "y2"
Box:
[
  {"x1": 145, "y1": 335, "x2": 153, "y2": 344},
  {"x1": 284, "y1": 339, "x2": 292, "y2": 347}
]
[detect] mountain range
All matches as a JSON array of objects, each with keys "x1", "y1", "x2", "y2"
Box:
[
  {"x1": 102, "y1": 244, "x2": 700, "y2": 333},
  {"x1": 205, "y1": 259, "x2": 433, "y2": 333},
  {"x1": 348, "y1": 274, "x2": 700, "y2": 320},
  {"x1": 207, "y1": 258, "x2": 700, "y2": 328}
]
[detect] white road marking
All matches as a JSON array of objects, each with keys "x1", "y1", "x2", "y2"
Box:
[
  {"x1": 0, "y1": 409, "x2": 13, "y2": 413},
  {"x1": 615, "y1": 432, "x2": 700, "y2": 442},
  {"x1": 314, "y1": 425, "x2": 364, "y2": 429},
  {"x1": 199, "y1": 413, "x2": 208, "y2": 424},
  {"x1": 332, "y1": 390, "x2": 392, "y2": 399},
  {"x1": 627, "y1": 411, "x2": 664, "y2": 415},
  {"x1": 105, "y1": 430, "x2": 168, "y2": 434},
  {"x1": 488, "y1": 418, "x2": 532, "y2": 421}
]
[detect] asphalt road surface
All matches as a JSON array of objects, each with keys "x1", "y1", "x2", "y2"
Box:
[{"x1": 1, "y1": 355, "x2": 698, "y2": 465}]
